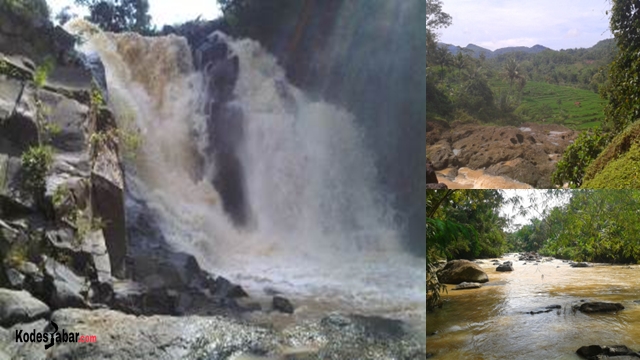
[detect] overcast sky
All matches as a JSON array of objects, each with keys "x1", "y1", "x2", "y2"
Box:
[
  {"x1": 500, "y1": 190, "x2": 570, "y2": 232},
  {"x1": 48, "y1": 0, "x2": 221, "y2": 27},
  {"x1": 439, "y1": 0, "x2": 613, "y2": 51}
]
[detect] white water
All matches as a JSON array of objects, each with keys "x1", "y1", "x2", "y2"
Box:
[{"x1": 66, "y1": 21, "x2": 425, "y2": 332}]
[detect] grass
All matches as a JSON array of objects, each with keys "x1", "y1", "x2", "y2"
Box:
[{"x1": 490, "y1": 80, "x2": 606, "y2": 130}]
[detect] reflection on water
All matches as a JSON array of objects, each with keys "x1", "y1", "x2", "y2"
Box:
[
  {"x1": 426, "y1": 254, "x2": 640, "y2": 359},
  {"x1": 436, "y1": 168, "x2": 533, "y2": 189}
]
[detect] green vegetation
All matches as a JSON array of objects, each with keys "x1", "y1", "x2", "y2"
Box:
[
  {"x1": 33, "y1": 57, "x2": 55, "y2": 88},
  {"x1": 509, "y1": 191, "x2": 640, "y2": 263},
  {"x1": 551, "y1": 128, "x2": 608, "y2": 187},
  {"x1": 20, "y1": 145, "x2": 53, "y2": 200},
  {"x1": 0, "y1": 0, "x2": 50, "y2": 22},
  {"x1": 73, "y1": 0, "x2": 153, "y2": 33},
  {"x1": 427, "y1": 189, "x2": 507, "y2": 310}
]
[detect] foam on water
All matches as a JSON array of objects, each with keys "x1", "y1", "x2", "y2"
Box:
[{"x1": 66, "y1": 20, "x2": 424, "y2": 332}]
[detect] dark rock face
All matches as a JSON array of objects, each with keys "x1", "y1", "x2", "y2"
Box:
[
  {"x1": 191, "y1": 32, "x2": 251, "y2": 227},
  {"x1": 0, "y1": 288, "x2": 50, "y2": 327},
  {"x1": 426, "y1": 159, "x2": 438, "y2": 184},
  {"x1": 43, "y1": 257, "x2": 88, "y2": 309},
  {"x1": 578, "y1": 302, "x2": 624, "y2": 313},
  {"x1": 436, "y1": 260, "x2": 489, "y2": 284},
  {"x1": 272, "y1": 295, "x2": 294, "y2": 314}
]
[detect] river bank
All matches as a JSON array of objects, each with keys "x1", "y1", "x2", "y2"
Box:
[{"x1": 426, "y1": 254, "x2": 640, "y2": 359}]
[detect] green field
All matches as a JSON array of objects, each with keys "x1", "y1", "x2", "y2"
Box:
[{"x1": 491, "y1": 81, "x2": 606, "y2": 130}]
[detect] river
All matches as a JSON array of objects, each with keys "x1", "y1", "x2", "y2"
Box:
[{"x1": 426, "y1": 254, "x2": 640, "y2": 359}]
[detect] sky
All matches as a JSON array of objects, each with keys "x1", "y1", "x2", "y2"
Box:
[
  {"x1": 438, "y1": 0, "x2": 613, "y2": 51},
  {"x1": 48, "y1": 0, "x2": 222, "y2": 27},
  {"x1": 499, "y1": 190, "x2": 570, "y2": 232}
]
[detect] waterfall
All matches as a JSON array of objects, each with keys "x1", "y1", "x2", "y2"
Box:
[{"x1": 66, "y1": 20, "x2": 425, "y2": 330}]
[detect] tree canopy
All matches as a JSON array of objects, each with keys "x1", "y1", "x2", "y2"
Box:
[{"x1": 74, "y1": 0, "x2": 152, "y2": 33}]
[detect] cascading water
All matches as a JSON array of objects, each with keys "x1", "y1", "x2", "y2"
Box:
[{"x1": 66, "y1": 20, "x2": 425, "y2": 333}]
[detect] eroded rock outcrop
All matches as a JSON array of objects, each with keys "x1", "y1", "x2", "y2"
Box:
[{"x1": 427, "y1": 121, "x2": 578, "y2": 188}]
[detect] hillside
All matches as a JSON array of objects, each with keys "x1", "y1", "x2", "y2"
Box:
[{"x1": 438, "y1": 42, "x2": 550, "y2": 58}]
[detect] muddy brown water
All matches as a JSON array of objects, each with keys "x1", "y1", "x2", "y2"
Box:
[
  {"x1": 426, "y1": 254, "x2": 640, "y2": 359},
  {"x1": 436, "y1": 168, "x2": 533, "y2": 189}
]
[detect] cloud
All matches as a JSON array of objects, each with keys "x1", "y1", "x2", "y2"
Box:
[
  {"x1": 438, "y1": 0, "x2": 612, "y2": 50},
  {"x1": 565, "y1": 28, "x2": 580, "y2": 38}
]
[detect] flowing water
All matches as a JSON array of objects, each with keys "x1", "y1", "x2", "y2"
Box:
[
  {"x1": 427, "y1": 254, "x2": 640, "y2": 359},
  {"x1": 66, "y1": 21, "x2": 425, "y2": 336},
  {"x1": 436, "y1": 167, "x2": 533, "y2": 189}
]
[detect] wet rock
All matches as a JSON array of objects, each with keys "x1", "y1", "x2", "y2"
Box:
[
  {"x1": 426, "y1": 183, "x2": 448, "y2": 189},
  {"x1": 571, "y1": 262, "x2": 591, "y2": 268},
  {"x1": 437, "y1": 260, "x2": 489, "y2": 284},
  {"x1": 209, "y1": 275, "x2": 249, "y2": 299},
  {"x1": 576, "y1": 345, "x2": 640, "y2": 359},
  {"x1": 526, "y1": 304, "x2": 561, "y2": 315},
  {"x1": 578, "y1": 302, "x2": 624, "y2": 313},
  {"x1": 496, "y1": 264, "x2": 514, "y2": 272},
  {"x1": 453, "y1": 282, "x2": 482, "y2": 290},
  {"x1": 43, "y1": 257, "x2": 88, "y2": 309},
  {"x1": 0, "y1": 288, "x2": 49, "y2": 327},
  {"x1": 272, "y1": 295, "x2": 294, "y2": 314}
]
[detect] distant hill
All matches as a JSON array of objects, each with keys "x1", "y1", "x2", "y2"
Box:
[
  {"x1": 438, "y1": 42, "x2": 550, "y2": 58},
  {"x1": 436, "y1": 41, "x2": 616, "y2": 59}
]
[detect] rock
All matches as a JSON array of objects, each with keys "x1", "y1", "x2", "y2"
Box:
[
  {"x1": 436, "y1": 260, "x2": 489, "y2": 284},
  {"x1": 272, "y1": 295, "x2": 294, "y2": 314},
  {"x1": 90, "y1": 108, "x2": 127, "y2": 278},
  {"x1": 209, "y1": 275, "x2": 249, "y2": 298},
  {"x1": 577, "y1": 345, "x2": 639, "y2": 359},
  {"x1": 43, "y1": 257, "x2": 88, "y2": 309},
  {"x1": 578, "y1": 302, "x2": 624, "y2": 313},
  {"x1": 427, "y1": 121, "x2": 578, "y2": 187},
  {"x1": 527, "y1": 305, "x2": 561, "y2": 315},
  {"x1": 426, "y1": 183, "x2": 448, "y2": 189},
  {"x1": 453, "y1": 282, "x2": 482, "y2": 290},
  {"x1": 426, "y1": 159, "x2": 438, "y2": 184},
  {"x1": 0, "y1": 288, "x2": 49, "y2": 327},
  {"x1": 0, "y1": 308, "x2": 426, "y2": 359},
  {"x1": 496, "y1": 264, "x2": 514, "y2": 272},
  {"x1": 571, "y1": 262, "x2": 591, "y2": 268}
]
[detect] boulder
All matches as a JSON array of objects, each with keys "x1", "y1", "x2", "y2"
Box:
[
  {"x1": 496, "y1": 264, "x2": 514, "y2": 272},
  {"x1": 208, "y1": 275, "x2": 249, "y2": 299},
  {"x1": 453, "y1": 282, "x2": 482, "y2": 290},
  {"x1": 272, "y1": 295, "x2": 294, "y2": 314},
  {"x1": 571, "y1": 262, "x2": 591, "y2": 268},
  {"x1": 436, "y1": 260, "x2": 489, "y2": 284},
  {"x1": 0, "y1": 288, "x2": 49, "y2": 327},
  {"x1": 577, "y1": 345, "x2": 640, "y2": 359},
  {"x1": 578, "y1": 302, "x2": 624, "y2": 313},
  {"x1": 43, "y1": 257, "x2": 88, "y2": 309},
  {"x1": 426, "y1": 183, "x2": 448, "y2": 189}
]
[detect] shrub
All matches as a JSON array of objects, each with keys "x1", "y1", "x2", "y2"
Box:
[
  {"x1": 551, "y1": 127, "x2": 608, "y2": 188},
  {"x1": 21, "y1": 145, "x2": 53, "y2": 199}
]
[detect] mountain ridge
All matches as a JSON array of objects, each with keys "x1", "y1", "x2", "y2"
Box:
[{"x1": 438, "y1": 39, "x2": 614, "y2": 59}]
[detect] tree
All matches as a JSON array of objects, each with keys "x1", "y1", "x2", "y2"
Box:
[
  {"x1": 426, "y1": 0, "x2": 452, "y2": 31},
  {"x1": 602, "y1": 0, "x2": 640, "y2": 135},
  {"x1": 74, "y1": 0, "x2": 152, "y2": 33},
  {"x1": 502, "y1": 57, "x2": 526, "y2": 93}
]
